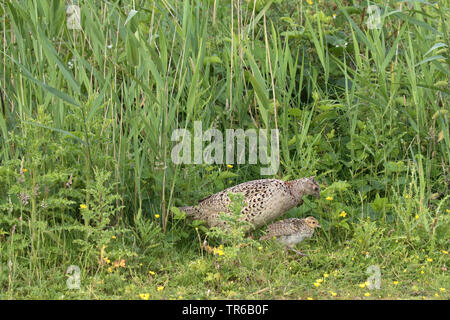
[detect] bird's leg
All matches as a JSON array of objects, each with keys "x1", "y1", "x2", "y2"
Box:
[{"x1": 200, "y1": 235, "x2": 209, "y2": 251}]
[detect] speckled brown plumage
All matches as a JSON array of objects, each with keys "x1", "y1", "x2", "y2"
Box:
[
  {"x1": 260, "y1": 216, "x2": 321, "y2": 256},
  {"x1": 178, "y1": 177, "x2": 320, "y2": 230}
]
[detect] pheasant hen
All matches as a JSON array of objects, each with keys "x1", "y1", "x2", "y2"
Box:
[{"x1": 178, "y1": 177, "x2": 320, "y2": 230}]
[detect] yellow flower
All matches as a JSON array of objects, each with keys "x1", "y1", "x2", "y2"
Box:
[
  {"x1": 330, "y1": 291, "x2": 337, "y2": 297},
  {"x1": 439, "y1": 288, "x2": 446, "y2": 292},
  {"x1": 149, "y1": 271, "x2": 156, "y2": 276},
  {"x1": 107, "y1": 267, "x2": 113, "y2": 273},
  {"x1": 80, "y1": 204, "x2": 87, "y2": 209},
  {"x1": 313, "y1": 282, "x2": 321, "y2": 287},
  {"x1": 22, "y1": 168, "x2": 28, "y2": 173},
  {"x1": 316, "y1": 279, "x2": 323, "y2": 283},
  {"x1": 178, "y1": 295, "x2": 183, "y2": 299},
  {"x1": 426, "y1": 258, "x2": 433, "y2": 262},
  {"x1": 364, "y1": 292, "x2": 371, "y2": 297},
  {"x1": 111, "y1": 235, "x2": 116, "y2": 239},
  {"x1": 104, "y1": 258, "x2": 111, "y2": 264},
  {"x1": 420, "y1": 270, "x2": 424, "y2": 274},
  {"x1": 434, "y1": 293, "x2": 439, "y2": 298},
  {"x1": 306, "y1": 0, "x2": 313, "y2": 5},
  {"x1": 359, "y1": 283, "x2": 367, "y2": 288},
  {"x1": 155, "y1": 214, "x2": 160, "y2": 219},
  {"x1": 393, "y1": 281, "x2": 399, "y2": 285},
  {"x1": 441, "y1": 250, "x2": 448, "y2": 255},
  {"x1": 258, "y1": 246, "x2": 263, "y2": 251},
  {"x1": 415, "y1": 214, "x2": 419, "y2": 220},
  {"x1": 446, "y1": 209, "x2": 450, "y2": 213},
  {"x1": 139, "y1": 293, "x2": 150, "y2": 300},
  {"x1": 403, "y1": 269, "x2": 407, "y2": 273},
  {"x1": 404, "y1": 194, "x2": 411, "y2": 199},
  {"x1": 157, "y1": 286, "x2": 164, "y2": 292},
  {"x1": 307, "y1": 297, "x2": 313, "y2": 300},
  {"x1": 323, "y1": 273, "x2": 329, "y2": 278},
  {"x1": 227, "y1": 164, "x2": 233, "y2": 168},
  {"x1": 339, "y1": 211, "x2": 347, "y2": 218},
  {"x1": 332, "y1": 13, "x2": 337, "y2": 19},
  {"x1": 217, "y1": 249, "x2": 224, "y2": 256},
  {"x1": 326, "y1": 196, "x2": 333, "y2": 201}
]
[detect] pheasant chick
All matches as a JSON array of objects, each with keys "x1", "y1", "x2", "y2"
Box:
[{"x1": 260, "y1": 216, "x2": 321, "y2": 256}]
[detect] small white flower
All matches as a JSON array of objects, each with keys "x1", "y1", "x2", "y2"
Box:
[{"x1": 107, "y1": 44, "x2": 113, "y2": 49}]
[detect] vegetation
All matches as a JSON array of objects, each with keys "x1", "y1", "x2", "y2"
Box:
[{"x1": 0, "y1": 0, "x2": 448, "y2": 299}]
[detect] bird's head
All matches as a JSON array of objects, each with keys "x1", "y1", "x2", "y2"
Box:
[
  {"x1": 302, "y1": 176, "x2": 321, "y2": 199},
  {"x1": 304, "y1": 216, "x2": 321, "y2": 229}
]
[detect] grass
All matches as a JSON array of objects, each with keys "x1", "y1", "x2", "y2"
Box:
[
  {"x1": 0, "y1": 0, "x2": 449, "y2": 300},
  {"x1": 4, "y1": 235, "x2": 448, "y2": 300}
]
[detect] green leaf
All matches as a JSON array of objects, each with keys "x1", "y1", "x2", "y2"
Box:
[
  {"x1": 218, "y1": 171, "x2": 239, "y2": 179},
  {"x1": 36, "y1": 25, "x2": 81, "y2": 93},
  {"x1": 124, "y1": 9, "x2": 138, "y2": 26},
  {"x1": 24, "y1": 121, "x2": 87, "y2": 145},
  {"x1": 170, "y1": 206, "x2": 186, "y2": 220},
  {"x1": 245, "y1": 71, "x2": 270, "y2": 128},
  {"x1": 370, "y1": 194, "x2": 390, "y2": 213},
  {"x1": 126, "y1": 33, "x2": 140, "y2": 66},
  {"x1": 204, "y1": 56, "x2": 222, "y2": 65},
  {"x1": 327, "y1": 180, "x2": 351, "y2": 192},
  {"x1": 384, "y1": 161, "x2": 407, "y2": 173},
  {"x1": 2, "y1": 51, "x2": 80, "y2": 107},
  {"x1": 415, "y1": 55, "x2": 446, "y2": 67},
  {"x1": 288, "y1": 108, "x2": 302, "y2": 117}
]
